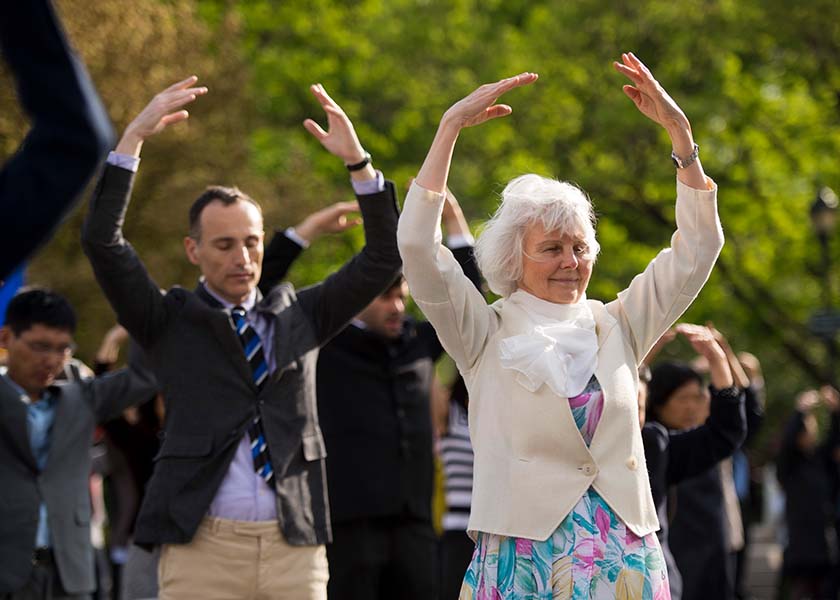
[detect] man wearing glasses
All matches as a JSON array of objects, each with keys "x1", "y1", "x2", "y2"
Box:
[{"x1": 0, "y1": 289, "x2": 155, "y2": 599}]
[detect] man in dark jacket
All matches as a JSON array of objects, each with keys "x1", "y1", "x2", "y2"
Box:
[
  {"x1": 82, "y1": 79, "x2": 401, "y2": 599},
  {"x1": 260, "y1": 186, "x2": 480, "y2": 600}
]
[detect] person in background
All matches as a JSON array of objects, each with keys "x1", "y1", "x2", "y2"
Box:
[
  {"x1": 776, "y1": 386, "x2": 840, "y2": 600},
  {"x1": 0, "y1": 1, "x2": 113, "y2": 280},
  {"x1": 642, "y1": 324, "x2": 746, "y2": 600},
  {"x1": 258, "y1": 184, "x2": 479, "y2": 600},
  {"x1": 0, "y1": 289, "x2": 155, "y2": 599}
]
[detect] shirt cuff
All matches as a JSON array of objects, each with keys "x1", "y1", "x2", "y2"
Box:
[
  {"x1": 351, "y1": 170, "x2": 385, "y2": 196},
  {"x1": 284, "y1": 227, "x2": 310, "y2": 249},
  {"x1": 447, "y1": 233, "x2": 475, "y2": 249},
  {"x1": 107, "y1": 151, "x2": 141, "y2": 173}
]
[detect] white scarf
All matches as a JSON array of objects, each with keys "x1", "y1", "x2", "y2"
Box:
[{"x1": 498, "y1": 290, "x2": 598, "y2": 398}]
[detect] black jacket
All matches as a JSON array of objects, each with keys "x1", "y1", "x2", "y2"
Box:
[
  {"x1": 776, "y1": 408, "x2": 840, "y2": 569},
  {"x1": 82, "y1": 164, "x2": 401, "y2": 547},
  {"x1": 260, "y1": 233, "x2": 481, "y2": 524},
  {"x1": 0, "y1": 0, "x2": 112, "y2": 278},
  {"x1": 643, "y1": 385, "x2": 746, "y2": 600}
]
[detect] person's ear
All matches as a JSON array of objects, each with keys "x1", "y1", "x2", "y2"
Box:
[
  {"x1": 184, "y1": 236, "x2": 200, "y2": 266},
  {"x1": 0, "y1": 326, "x2": 12, "y2": 350}
]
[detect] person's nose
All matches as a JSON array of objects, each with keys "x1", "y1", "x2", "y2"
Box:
[
  {"x1": 390, "y1": 297, "x2": 405, "y2": 314},
  {"x1": 234, "y1": 244, "x2": 250, "y2": 267},
  {"x1": 558, "y1": 247, "x2": 578, "y2": 269}
]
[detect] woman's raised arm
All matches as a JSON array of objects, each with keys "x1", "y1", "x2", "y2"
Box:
[{"x1": 414, "y1": 73, "x2": 538, "y2": 194}]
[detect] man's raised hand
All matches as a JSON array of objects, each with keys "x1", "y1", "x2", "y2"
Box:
[
  {"x1": 303, "y1": 84, "x2": 367, "y2": 165},
  {"x1": 116, "y1": 76, "x2": 208, "y2": 156}
]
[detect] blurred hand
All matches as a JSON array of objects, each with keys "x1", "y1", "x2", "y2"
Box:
[
  {"x1": 441, "y1": 72, "x2": 538, "y2": 131},
  {"x1": 303, "y1": 84, "x2": 366, "y2": 165},
  {"x1": 613, "y1": 52, "x2": 690, "y2": 132},
  {"x1": 294, "y1": 201, "x2": 361, "y2": 243},
  {"x1": 96, "y1": 324, "x2": 128, "y2": 365},
  {"x1": 675, "y1": 323, "x2": 725, "y2": 363},
  {"x1": 796, "y1": 389, "x2": 820, "y2": 413},
  {"x1": 820, "y1": 385, "x2": 840, "y2": 412},
  {"x1": 117, "y1": 76, "x2": 208, "y2": 155}
]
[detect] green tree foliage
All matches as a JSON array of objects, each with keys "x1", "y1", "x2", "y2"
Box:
[{"x1": 2, "y1": 0, "x2": 839, "y2": 441}]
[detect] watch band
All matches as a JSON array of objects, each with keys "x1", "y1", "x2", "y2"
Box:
[
  {"x1": 345, "y1": 152, "x2": 371, "y2": 172},
  {"x1": 671, "y1": 143, "x2": 699, "y2": 169}
]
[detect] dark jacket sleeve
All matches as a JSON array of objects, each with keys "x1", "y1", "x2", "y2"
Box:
[
  {"x1": 87, "y1": 362, "x2": 158, "y2": 424},
  {"x1": 258, "y1": 231, "x2": 305, "y2": 295},
  {"x1": 296, "y1": 180, "x2": 401, "y2": 344},
  {"x1": 451, "y1": 244, "x2": 482, "y2": 293},
  {"x1": 664, "y1": 386, "x2": 747, "y2": 485},
  {"x1": 81, "y1": 164, "x2": 170, "y2": 348},
  {"x1": 0, "y1": 0, "x2": 113, "y2": 279},
  {"x1": 743, "y1": 384, "x2": 766, "y2": 445},
  {"x1": 642, "y1": 421, "x2": 671, "y2": 512}
]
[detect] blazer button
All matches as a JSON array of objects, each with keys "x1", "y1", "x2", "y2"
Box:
[
  {"x1": 581, "y1": 463, "x2": 597, "y2": 476},
  {"x1": 626, "y1": 456, "x2": 638, "y2": 471}
]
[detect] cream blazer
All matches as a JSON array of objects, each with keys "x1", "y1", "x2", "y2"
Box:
[{"x1": 397, "y1": 178, "x2": 723, "y2": 541}]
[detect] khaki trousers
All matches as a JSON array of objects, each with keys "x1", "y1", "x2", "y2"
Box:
[{"x1": 158, "y1": 517, "x2": 328, "y2": 600}]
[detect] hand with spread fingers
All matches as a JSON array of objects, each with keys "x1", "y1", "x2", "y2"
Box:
[
  {"x1": 303, "y1": 84, "x2": 370, "y2": 171},
  {"x1": 614, "y1": 52, "x2": 707, "y2": 190},
  {"x1": 293, "y1": 201, "x2": 362, "y2": 243},
  {"x1": 613, "y1": 52, "x2": 690, "y2": 133},
  {"x1": 116, "y1": 76, "x2": 208, "y2": 157}
]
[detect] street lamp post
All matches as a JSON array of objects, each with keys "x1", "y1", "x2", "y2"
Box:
[{"x1": 808, "y1": 186, "x2": 839, "y2": 386}]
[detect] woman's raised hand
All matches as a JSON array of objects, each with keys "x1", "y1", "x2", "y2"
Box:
[
  {"x1": 441, "y1": 73, "x2": 539, "y2": 131},
  {"x1": 613, "y1": 53, "x2": 690, "y2": 133}
]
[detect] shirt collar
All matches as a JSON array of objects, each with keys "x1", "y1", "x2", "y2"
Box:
[
  {"x1": 1, "y1": 373, "x2": 54, "y2": 406},
  {"x1": 200, "y1": 279, "x2": 257, "y2": 312}
]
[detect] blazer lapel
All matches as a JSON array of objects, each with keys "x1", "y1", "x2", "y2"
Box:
[
  {"x1": 195, "y1": 283, "x2": 258, "y2": 389},
  {"x1": 256, "y1": 287, "x2": 299, "y2": 379},
  {"x1": 0, "y1": 378, "x2": 38, "y2": 472},
  {"x1": 46, "y1": 386, "x2": 75, "y2": 462}
]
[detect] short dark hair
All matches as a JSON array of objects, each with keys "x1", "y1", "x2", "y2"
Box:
[
  {"x1": 188, "y1": 186, "x2": 262, "y2": 239},
  {"x1": 4, "y1": 288, "x2": 76, "y2": 335},
  {"x1": 383, "y1": 272, "x2": 406, "y2": 294},
  {"x1": 646, "y1": 361, "x2": 703, "y2": 424}
]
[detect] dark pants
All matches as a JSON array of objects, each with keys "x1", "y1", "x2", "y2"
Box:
[
  {"x1": 3, "y1": 551, "x2": 91, "y2": 600},
  {"x1": 439, "y1": 530, "x2": 475, "y2": 600},
  {"x1": 327, "y1": 517, "x2": 437, "y2": 600}
]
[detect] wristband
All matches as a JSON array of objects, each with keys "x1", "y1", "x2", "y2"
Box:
[
  {"x1": 345, "y1": 152, "x2": 371, "y2": 172},
  {"x1": 671, "y1": 143, "x2": 699, "y2": 169}
]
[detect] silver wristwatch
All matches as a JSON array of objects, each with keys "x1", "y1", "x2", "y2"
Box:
[{"x1": 671, "y1": 143, "x2": 700, "y2": 169}]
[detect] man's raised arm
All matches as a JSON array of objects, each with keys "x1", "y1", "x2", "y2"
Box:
[
  {"x1": 81, "y1": 77, "x2": 207, "y2": 346},
  {"x1": 292, "y1": 84, "x2": 401, "y2": 343}
]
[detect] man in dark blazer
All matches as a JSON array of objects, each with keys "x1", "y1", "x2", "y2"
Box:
[
  {"x1": 0, "y1": 289, "x2": 155, "y2": 599},
  {"x1": 81, "y1": 79, "x2": 401, "y2": 599},
  {"x1": 259, "y1": 188, "x2": 480, "y2": 600},
  {"x1": 0, "y1": 0, "x2": 113, "y2": 280}
]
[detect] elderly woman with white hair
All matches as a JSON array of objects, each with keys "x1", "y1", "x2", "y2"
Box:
[{"x1": 397, "y1": 53, "x2": 723, "y2": 598}]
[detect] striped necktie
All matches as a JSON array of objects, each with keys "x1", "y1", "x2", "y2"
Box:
[{"x1": 230, "y1": 306, "x2": 274, "y2": 487}]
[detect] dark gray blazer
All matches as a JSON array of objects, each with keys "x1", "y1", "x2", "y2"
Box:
[
  {"x1": 81, "y1": 164, "x2": 401, "y2": 548},
  {"x1": 0, "y1": 369, "x2": 156, "y2": 595}
]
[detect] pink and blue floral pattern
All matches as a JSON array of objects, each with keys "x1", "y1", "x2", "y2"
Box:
[{"x1": 460, "y1": 379, "x2": 670, "y2": 600}]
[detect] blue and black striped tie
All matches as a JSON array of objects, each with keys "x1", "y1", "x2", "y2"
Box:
[{"x1": 230, "y1": 306, "x2": 274, "y2": 487}]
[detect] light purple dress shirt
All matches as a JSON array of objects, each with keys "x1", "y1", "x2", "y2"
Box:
[{"x1": 105, "y1": 151, "x2": 386, "y2": 521}]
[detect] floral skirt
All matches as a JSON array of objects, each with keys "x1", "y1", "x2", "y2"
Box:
[{"x1": 460, "y1": 489, "x2": 670, "y2": 600}]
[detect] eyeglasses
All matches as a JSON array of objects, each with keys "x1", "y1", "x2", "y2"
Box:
[
  {"x1": 523, "y1": 244, "x2": 593, "y2": 263},
  {"x1": 21, "y1": 339, "x2": 77, "y2": 357}
]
